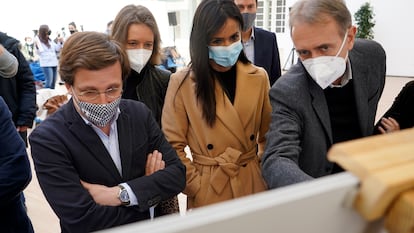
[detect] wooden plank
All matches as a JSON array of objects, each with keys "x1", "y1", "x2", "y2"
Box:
[
  {"x1": 327, "y1": 128, "x2": 414, "y2": 221},
  {"x1": 354, "y1": 161, "x2": 414, "y2": 220},
  {"x1": 328, "y1": 128, "x2": 414, "y2": 178},
  {"x1": 385, "y1": 190, "x2": 414, "y2": 233}
]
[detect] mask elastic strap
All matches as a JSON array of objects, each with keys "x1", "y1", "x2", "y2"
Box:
[
  {"x1": 70, "y1": 86, "x2": 81, "y2": 102},
  {"x1": 335, "y1": 30, "x2": 349, "y2": 57}
]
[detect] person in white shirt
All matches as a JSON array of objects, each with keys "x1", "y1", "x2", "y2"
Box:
[{"x1": 34, "y1": 24, "x2": 63, "y2": 89}]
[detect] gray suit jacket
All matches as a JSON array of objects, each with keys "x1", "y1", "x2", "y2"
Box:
[{"x1": 262, "y1": 39, "x2": 386, "y2": 188}]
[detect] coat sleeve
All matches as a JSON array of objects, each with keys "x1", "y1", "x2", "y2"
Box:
[
  {"x1": 374, "y1": 80, "x2": 414, "y2": 133},
  {"x1": 0, "y1": 97, "x2": 31, "y2": 205},
  {"x1": 0, "y1": 45, "x2": 18, "y2": 78},
  {"x1": 9, "y1": 43, "x2": 37, "y2": 127},
  {"x1": 269, "y1": 32, "x2": 282, "y2": 86},
  {"x1": 126, "y1": 106, "x2": 186, "y2": 211},
  {"x1": 257, "y1": 69, "x2": 272, "y2": 158},
  {"x1": 261, "y1": 77, "x2": 313, "y2": 189},
  {"x1": 162, "y1": 72, "x2": 201, "y2": 197}
]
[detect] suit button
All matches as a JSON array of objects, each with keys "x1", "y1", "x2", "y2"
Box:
[
  {"x1": 207, "y1": 144, "x2": 213, "y2": 150},
  {"x1": 250, "y1": 134, "x2": 255, "y2": 141}
]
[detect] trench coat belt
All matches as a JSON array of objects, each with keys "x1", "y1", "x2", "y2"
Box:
[{"x1": 192, "y1": 147, "x2": 257, "y2": 195}]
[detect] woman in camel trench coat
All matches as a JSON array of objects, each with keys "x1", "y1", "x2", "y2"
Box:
[{"x1": 162, "y1": 0, "x2": 271, "y2": 209}]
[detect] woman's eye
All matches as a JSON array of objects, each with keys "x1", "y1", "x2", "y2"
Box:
[{"x1": 127, "y1": 42, "x2": 137, "y2": 47}]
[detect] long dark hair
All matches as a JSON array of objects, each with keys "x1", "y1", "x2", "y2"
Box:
[
  {"x1": 38, "y1": 25, "x2": 51, "y2": 48},
  {"x1": 189, "y1": 0, "x2": 249, "y2": 127}
]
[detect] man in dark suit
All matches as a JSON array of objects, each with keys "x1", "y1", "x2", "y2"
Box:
[
  {"x1": 29, "y1": 32, "x2": 186, "y2": 233},
  {"x1": 234, "y1": 0, "x2": 282, "y2": 86},
  {"x1": 262, "y1": 0, "x2": 386, "y2": 189},
  {"x1": 0, "y1": 96, "x2": 34, "y2": 233}
]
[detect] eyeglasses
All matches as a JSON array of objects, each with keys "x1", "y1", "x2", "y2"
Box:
[{"x1": 75, "y1": 87, "x2": 122, "y2": 101}]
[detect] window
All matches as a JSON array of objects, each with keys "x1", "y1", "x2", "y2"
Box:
[{"x1": 256, "y1": 0, "x2": 286, "y2": 33}]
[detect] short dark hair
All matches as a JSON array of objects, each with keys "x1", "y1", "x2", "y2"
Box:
[{"x1": 59, "y1": 31, "x2": 130, "y2": 85}]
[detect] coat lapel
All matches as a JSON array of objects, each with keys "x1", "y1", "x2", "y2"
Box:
[
  {"x1": 215, "y1": 62, "x2": 267, "y2": 149},
  {"x1": 116, "y1": 109, "x2": 134, "y2": 180},
  {"x1": 349, "y1": 56, "x2": 370, "y2": 136},
  {"x1": 234, "y1": 62, "x2": 264, "y2": 129},
  {"x1": 308, "y1": 77, "x2": 333, "y2": 144},
  {"x1": 215, "y1": 83, "x2": 247, "y2": 148},
  {"x1": 66, "y1": 100, "x2": 122, "y2": 181}
]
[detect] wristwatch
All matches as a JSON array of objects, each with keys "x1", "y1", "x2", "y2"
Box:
[{"x1": 118, "y1": 185, "x2": 130, "y2": 206}]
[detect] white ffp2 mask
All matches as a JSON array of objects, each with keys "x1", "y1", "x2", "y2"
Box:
[
  {"x1": 302, "y1": 32, "x2": 348, "y2": 89},
  {"x1": 126, "y1": 49, "x2": 152, "y2": 73}
]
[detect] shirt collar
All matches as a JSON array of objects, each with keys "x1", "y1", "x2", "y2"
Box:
[
  {"x1": 329, "y1": 58, "x2": 353, "y2": 88},
  {"x1": 249, "y1": 27, "x2": 255, "y2": 40}
]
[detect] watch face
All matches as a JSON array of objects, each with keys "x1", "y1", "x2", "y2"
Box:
[{"x1": 120, "y1": 189, "x2": 130, "y2": 203}]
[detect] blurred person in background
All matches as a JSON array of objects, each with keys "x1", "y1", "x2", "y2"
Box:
[
  {"x1": 234, "y1": 0, "x2": 281, "y2": 86},
  {"x1": 0, "y1": 31, "x2": 37, "y2": 146},
  {"x1": 105, "y1": 20, "x2": 113, "y2": 35},
  {"x1": 34, "y1": 24, "x2": 63, "y2": 89},
  {"x1": 68, "y1": 21, "x2": 79, "y2": 35}
]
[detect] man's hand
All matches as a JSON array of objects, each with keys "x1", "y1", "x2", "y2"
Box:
[
  {"x1": 378, "y1": 117, "x2": 400, "y2": 134},
  {"x1": 145, "y1": 150, "x2": 165, "y2": 176},
  {"x1": 80, "y1": 180, "x2": 121, "y2": 206}
]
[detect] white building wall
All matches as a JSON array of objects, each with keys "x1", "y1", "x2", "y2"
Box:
[{"x1": 280, "y1": 0, "x2": 414, "y2": 77}]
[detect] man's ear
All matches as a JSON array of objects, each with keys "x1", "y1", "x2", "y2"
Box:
[
  {"x1": 347, "y1": 26, "x2": 357, "y2": 50},
  {"x1": 65, "y1": 83, "x2": 72, "y2": 95}
]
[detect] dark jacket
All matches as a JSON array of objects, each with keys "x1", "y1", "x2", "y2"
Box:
[
  {"x1": 0, "y1": 97, "x2": 34, "y2": 233},
  {"x1": 374, "y1": 80, "x2": 414, "y2": 134},
  {"x1": 29, "y1": 99, "x2": 186, "y2": 233},
  {"x1": 122, "y1": 65, "x2": 170, "y2": 126},
  {"x1": 254, "y1": 27, "x2": 282, "y2": 86},
  {"x1": 0, "y1": 31, "x2": 36, "y2": 127}
]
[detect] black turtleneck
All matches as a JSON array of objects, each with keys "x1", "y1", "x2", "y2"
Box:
[
  {"x1": 215, "y1": 66, "x2": 237, "y2": 104},
  {"x1": 324, "y1": 79, "x2": 362, "y2": 174}
]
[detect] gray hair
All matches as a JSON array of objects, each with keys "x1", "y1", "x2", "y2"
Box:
[{"x1": 289, "y1": 0, "x2": 352, "y2": 37}]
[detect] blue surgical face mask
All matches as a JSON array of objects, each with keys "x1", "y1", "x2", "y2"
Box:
[{"x1": 208, "y1": 40, "x2": 243, "y2": 68}]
